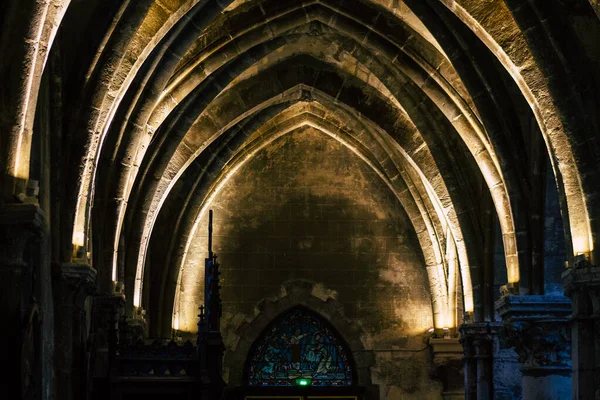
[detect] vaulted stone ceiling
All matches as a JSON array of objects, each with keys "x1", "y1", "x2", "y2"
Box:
[{"x1": 1, "y1": 0, "x2": 599, "y2": 338}]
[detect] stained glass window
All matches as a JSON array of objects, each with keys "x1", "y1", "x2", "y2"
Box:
[{"x1": 246, "y1": 307, "x2": 353, "y2": 387}]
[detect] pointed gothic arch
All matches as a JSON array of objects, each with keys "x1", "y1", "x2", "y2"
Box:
[
  {"x1": 222, "y1": 280, "x2": 378, "y2": 399},
  {"x1": 243, "y1": 306, "x2": 356, "y2": 387}
]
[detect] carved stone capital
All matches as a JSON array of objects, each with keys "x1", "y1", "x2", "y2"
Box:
[
  {"x1": 0, "y1": 204, "x2": 46, "y2": 267},
  {"x1": 496, "y1": 295, "x2": 571, "y2": 376},
  {"x1": 563, "y1": 260, "x2": 600, "y2": 318},
  {"x1": 56, "y1": 263, "x2": 97, "y2": 306},
  {"x1": 430, "y1": 338, "x2": 465, "y2": 399},
  {"x1": 459, "y1": 322, "x2": 502, "y2": 359},
  {"x1": 429, "y1": 338, "x2": 463, "y2": 365}
]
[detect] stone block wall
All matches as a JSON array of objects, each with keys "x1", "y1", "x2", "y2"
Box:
[{"x1": 177, "y1": 127, "x2": 440, "y2": 398}]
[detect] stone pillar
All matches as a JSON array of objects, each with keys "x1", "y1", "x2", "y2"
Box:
[
  {"x1": 459, "y1": 322, "x2": 500, "y2": 400},
  {"x1": 91, "y1": 295, "x2": 125, "y2": 378},
  {"x1": 53, "y1": 263, "x2": 96, "y2": 400},
  {"x1": 563, "y1": 257, "x2": 600, "y2": 400},
  {"x1": 496, "y1": 295, "x2": 572, "y2": 400},
  {"x1": 0, "y1": 204, "x2": 46, "y2": 399},
  {"x1": 429, "y1": 337, "x2": 464, "y2": 400}
]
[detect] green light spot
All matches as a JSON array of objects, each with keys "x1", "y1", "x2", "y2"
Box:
[{"x1": 295, "y1": 378, "x2": 311, "y2": 386}]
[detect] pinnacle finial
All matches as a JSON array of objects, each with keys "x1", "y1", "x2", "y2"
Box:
[{"x1": 208, "y1": 210, "x2": 213, "y2": 258}]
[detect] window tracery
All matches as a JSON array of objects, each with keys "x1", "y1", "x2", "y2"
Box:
[{"x1": 247, "y1": 307, "x2": 353, "y2": 387}]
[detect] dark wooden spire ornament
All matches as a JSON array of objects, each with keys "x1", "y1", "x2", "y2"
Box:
[
  {"x1": 107, "y1": 211, "x2": 225, "y2": 400},
  {"x1": 197, "y1": 210, "x2": 226, "y2": 396}
]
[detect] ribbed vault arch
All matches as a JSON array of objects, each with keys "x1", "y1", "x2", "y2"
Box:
[
  {"x1": 404, "y1": 0, "x2": 596, "y2": 266},
  {"x1": 95, "y1": 3, "x2": 516, "y2": 322},
  {"x1": 157, "y1": 96, "x2": 470, "y2": 335},
  {"x1": 122, "y1": 46, "x2": 483, "y2": 304},
  {"x1": 122, "y1": 51, "x2": 483, "y2": 322},
  {"x1": 80, "y1": 0, "x2": 570, "y2": 325},
  {"x1": 2, "y1": 0, "x2": 597, "y2": 345}
]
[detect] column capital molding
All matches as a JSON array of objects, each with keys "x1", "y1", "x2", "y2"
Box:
[
  {"x1": 459, "y1": 322, "x2": 501, "y2": 360},
  {"x1": 496, "y1": 295, "x2": 571, "y2": 375},
  {"x1": 58, "y1": 263, "x2": 96, "y2": 285},
  {"x1": 459, "y1": 321, "x2": 502, "y2": 341},
  {"x1": 429, "y1": 338, "x2": 463, "y2": 365},
  {"x1": 563, "y1": 260, "x2": 600, "y2": 323},
  {"x1": 0, "y1": 204, "x2": 47, "y2": 267},
  {"x1": 562, "y1": 260, "x2": 600, "y2": 294},
  {"x1": 56, "y1": 263, "x2": 97, "y2": 304},
  {"x1": 0, "y1": 203, "x2": 46, "y2": 233},
  {"x1": 429, "y1": 338, "x2": 465, "y2": 400},
  {"x1": 495, "y1": 294, "x2": 571, "y2": 318}
]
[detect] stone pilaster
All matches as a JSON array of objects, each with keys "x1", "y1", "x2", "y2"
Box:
[
  {"x1": 496, "y1": 295, "x2": 572, "y2": 400},
  {"x1": 0, "y1": 204, "x2": 46, "y2": 319},
  {"x1": 53, "y1": 263, "x2": 96, "y2": 400},
  {"x1": 92, "y1": 295, "x2": 125, "y2": 360},
  {"x1": 563, "y1": 257, "x2": 600, "y2": 400},
  {"x1": 429, "y1": 337, "x2": 464, "y2": 400},
  {"x1": 459, "y1": 322, "x2": 500, "y2": 400},
  {"x1": 0, "y1": 204, "x2": 47, "y2": 399}
]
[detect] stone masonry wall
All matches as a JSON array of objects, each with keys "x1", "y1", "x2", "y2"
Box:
[{"x1": 178, "y1": 127, "x2": 440, "y2": 399}]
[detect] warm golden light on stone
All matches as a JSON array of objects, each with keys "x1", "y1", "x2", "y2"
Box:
[{"x1": 3, "y1": 1, "x2": 597, "y2": 397}]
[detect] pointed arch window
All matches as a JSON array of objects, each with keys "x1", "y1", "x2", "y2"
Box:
[{"x1": 246, "y1": 307, "x2": 354, "y2": 387}]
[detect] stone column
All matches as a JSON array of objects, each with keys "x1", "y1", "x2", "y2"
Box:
[
  {"x1": 0, "y1": 204, "x2": 46, "y2": 399},
  {"x1": 53, "y1": 263, "x2": 96, "y2": 400},
  {"x1": 429, "y1": 337, "x2": 464, "y2": 400},
  {"x1": 496, "y1": 295, "x2": 571, "y2": 400},
  {"x1": 459, "y1": 322, "x2": 500, "y2": 400},
  {"x1": 91, "y1": 295, "x2": 125, "y2": 380},
  {"x1": 563, "y1": 257, "x2": 600, "y2": 400}
]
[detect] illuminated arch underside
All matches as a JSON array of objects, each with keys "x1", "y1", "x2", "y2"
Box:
[{"x1": 4, "y1": 0, "x2": 596, "y2": 338}]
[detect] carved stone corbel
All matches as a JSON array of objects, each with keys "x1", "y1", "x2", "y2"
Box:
[
  {"x1": 429, "y1": 337, "x2": 464, "y2": 400},
  {"x1": 0, "y1": 203, "x2": 46, "y2": 269}
]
